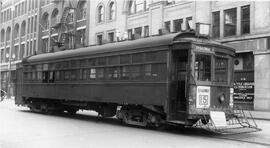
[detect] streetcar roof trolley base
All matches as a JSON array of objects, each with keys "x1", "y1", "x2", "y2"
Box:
[{"x1": 192, "y1": 109, "x2": 262, "y2": 135}]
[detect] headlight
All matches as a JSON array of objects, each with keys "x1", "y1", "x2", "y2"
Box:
[{"x1": 219, "y1": 94, "x2": 225, "y2": 103}]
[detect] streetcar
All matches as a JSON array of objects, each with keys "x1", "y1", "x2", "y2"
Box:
[{"x1": 15, "y1": 30, "x2": 260, "y2": 134}]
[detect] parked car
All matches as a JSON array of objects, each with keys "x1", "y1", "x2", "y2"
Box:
[{"x1": 1, "y1": 89, "x2": 6, "y2": 101}]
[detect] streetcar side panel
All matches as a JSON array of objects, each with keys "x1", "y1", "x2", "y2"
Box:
[
  {"x1": 20, "y1": 48, "x2": 170, "y2": 108},
  {"x1": 22, "y1": 83, "x2": 167, "y2": 106}
]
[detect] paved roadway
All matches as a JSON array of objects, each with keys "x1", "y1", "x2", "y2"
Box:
[{"x1": 0, "y1": 99, "x2": 270, "y2": 148}]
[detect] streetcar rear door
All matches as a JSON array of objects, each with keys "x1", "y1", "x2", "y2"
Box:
[{"x1": 168, "y1": 50, "x2": 189, "y2": 121}]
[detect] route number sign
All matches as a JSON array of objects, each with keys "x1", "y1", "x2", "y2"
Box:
[{"x1": 196, "y1": 86, "x2": 210, "y2": 108}]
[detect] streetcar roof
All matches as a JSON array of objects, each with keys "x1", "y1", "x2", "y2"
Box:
[{"x1": 23, "y1": 32, "x2": 234, "y2": 64}]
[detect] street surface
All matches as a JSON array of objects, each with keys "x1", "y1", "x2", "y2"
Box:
[{"x1": 0, "y1": 99, "x2": 270, "y2": 148}]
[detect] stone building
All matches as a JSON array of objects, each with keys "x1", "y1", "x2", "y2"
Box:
[
  {"x1": 0, "y1": 0, "x2": 269, "y2": 111},
  {"x1": 0, "y1": 0, "x2": 40, "y2": 97}
]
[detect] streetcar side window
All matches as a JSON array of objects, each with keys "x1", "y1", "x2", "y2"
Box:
[
  {"x1": 27, "y1": 72, "x2": 32, "y2": 81},
  {"x1": 194, "y1": 54, "x2": 211, "y2": 81},
  {"x1": 88, "y1": 58, "x2": 96, "y2": 66},
  {"x1": 37, "y1": 71, "x2": 42, "y2": 81},
  {"x1": 42, "y1": 71, "x2": 49, "y2": 83},
  {"x1": 132, "y1": 53, "x2": 144, "y2": 63},
  {"x1": 97, "y1": 68, "x2": 104, "y2": 79},
  {"x1": 120, "y1": 66, "x2": 129, "y2": 80},
  {"x1": 64, "y1": 71, "x2": 70, "y2": 80},
  {"x1": 80, "y1": 60, "x2": 88, "y2": 67},
  {"x1": 144, "y1": 64, "x2": 167, "y2": 80},
  {"x1": 89, "y1": 68, "x2": 96, "y2": 79},
  {"x1": 145, "y1": 51, "x2": 166, "y2": 62},
  {"x1": 130, "y1": 65, "x2": 141, "y2": 80},
  {"x1": 71, "y1": 70, "x2": 77, "y2": 80},
  {"x1": 214, "y1": 57, "x2": 228, "y2": 83},
  {"x1": 107, "y1": 67, "x2": 119, "y2": 80},
  {"x1": 82, "y1": 69, "x2": 88, "y2": 80},
  {"x1": 108, "y1": 56, "x2": 119, "y2": 65},
  {"x1": 49, "y1": 71, "x2": 55, "y2": 83},
  {"x1": 120, "y1": 55, "x2": 130, "y2": 64},
  {"x1": 55, "y1": 71, "x2": 61, "y2": 81},
  {"x1": 97, "y1": 58, "x2": 106, "y2": 66}
]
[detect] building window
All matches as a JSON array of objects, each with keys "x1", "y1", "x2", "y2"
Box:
[
  {"x1": 21, "y1": 21, "x2": 26, "y2": 36},
  {"x1": 224, "y1": 8, "x2": 236, "y2": 37},
  {"x1": 167, "y1": 0, "x2": 175, "y2": 5},
  {"x1": 1, "y1": 49, "x2": 4, "y2": 63},
  {"x1": 144, "y1": 26, "x2": 149, "y2": 37},
  {"x1": 135, "y1": 0, "x2": 145, "y2": 12},
  {"x1": 97, "y1": 34, "x2": 103, "y2": 45},
  {"x1": 32, "y1": 0, "x2": 35, "y2": 10},
  {"x1": 18, "y1": 4, "x2": 21, "y2": 17},
  {"x1": 1, "y1": 12, "x2": 3, "y2": 23},
  {"x1": 22, "y1": 2, "x2": 25, "y2": 14},
  {"x1": 241, "y1": 5, "x2": 250, "y2": 34},
  {"x1": 5, "y1": 48, "x2": 10, "y2": 62},
  {"x1": 35, "y1": 0, "x2": 38, "y2": 8},
  {"x1": 128, "y1": 29, "x2": 133, "y2": 40},
  {"x1": 134, "y1": 27, "x2": 142, "y2": 39},
  {"x1": 109, "y1": 1, "x2": 116, "y2": 20},
  {"x1": 78, "y1": 2, "x2": 87, "y2": 20},
  {"x1": 20, "y1": 44, "x2": 25, "y2": 59},
  {"x1": 28, "y1": 0, "x2": 31, "y2": 11},
  {"x1": 14, "y1": 24, "x2": 20, "y2": 39},
  {"x1": 164, "y1": 21, "x2": 171, "y2": 33},
  {"x1": 34, "y1": 15, "x2": 37, "y2": 32},
  {"x1": 42, "y1": 38, "x2": 49, "y2": 53},
  {"x1": 77, "y1": 29, "x2": 86, "y2": 45},
  {"x1": 173, "y1": 19, "x2": 183, "y2": 32},
  {"x1": 212, "y1": 11, "x2": 220, "y2": 38},
  {"x1": 97, "y1": 5, "x2": 104, "y2": 23},
  {"x1": 1, "y1": 29, "x2": 5, "y2": 42},
  {"x1": 108, "y1": 32, "x2": 115, "y2": 43},
  {"x1": 186, "y1": 17, "x2": 193, "y2": 30},
  {"x1": 128, "y1": 0, "x2": 148, "y2": 14},
  {"x1": 67, "y1": 12, "x2": 74, "y2": 23},
  {"x1": 27, "y1": 18, "x2": 30, "y2": 33},
  {"x1": 42, "y1": 13, "x2": 49, "y2": 30},
  {"x1": 31, "y1": 17, "x2": 34, "y2": 33}
]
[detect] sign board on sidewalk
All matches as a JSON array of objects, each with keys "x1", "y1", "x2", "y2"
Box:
[{"x1": 210, "y1": 111, "x2": 227, "y2": 127}]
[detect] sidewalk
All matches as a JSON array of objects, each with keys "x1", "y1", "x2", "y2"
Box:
[{"x1": 244, "y1": 110, "x2": 270, "y2": 120}]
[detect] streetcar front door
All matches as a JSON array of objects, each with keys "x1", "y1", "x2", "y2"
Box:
[{"x1": 168, "y1": 50, "x2": 188, "y2": 121}]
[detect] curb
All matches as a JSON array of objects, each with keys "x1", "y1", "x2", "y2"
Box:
[{"x1": 244, "y1": 111, "x2": 270, "y2": 121}]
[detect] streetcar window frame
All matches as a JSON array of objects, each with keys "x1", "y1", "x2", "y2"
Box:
[
  {"x1": 213, "y1": 56, "x2": 229, "y2": 84},
  {"x1": 194, "y1": 53, "x2": 212, "y2": 82}
]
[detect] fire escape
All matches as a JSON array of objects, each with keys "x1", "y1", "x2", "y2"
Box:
[{"x1": 51, "y1": 1, "x2": 76, "y2": 50}]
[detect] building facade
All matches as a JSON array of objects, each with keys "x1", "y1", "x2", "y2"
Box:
[
  {"x1": 1, "y1": 0, "x2": 270, "y2": 111},
  {"x1": 0, "y1": 0, "x2": 40, "y2": 97}
]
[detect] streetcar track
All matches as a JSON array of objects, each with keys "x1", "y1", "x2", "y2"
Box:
[{"x1": 213, "y1": 136, "x2": 270, "y2": 147}]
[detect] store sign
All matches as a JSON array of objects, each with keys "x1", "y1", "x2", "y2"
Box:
[
  {"x1": 233, "y1": 81, "x2": 254, "y2": 101},
  {"x1": 196, "y1": 86, "x2": 210, "y2": 108}
]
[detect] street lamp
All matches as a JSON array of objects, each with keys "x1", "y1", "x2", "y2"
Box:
[{"x1": 5, "y1": 53, "x2": 15, "y2": 99}]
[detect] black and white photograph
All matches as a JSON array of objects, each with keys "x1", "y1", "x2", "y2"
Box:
[{"x1": 0, "y1": 0, "x2": 270, "y2": 148}]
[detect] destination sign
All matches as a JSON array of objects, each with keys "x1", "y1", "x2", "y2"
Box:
[{"x1": 194, "y1": 45, "x2": 211, "y2": 52}]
